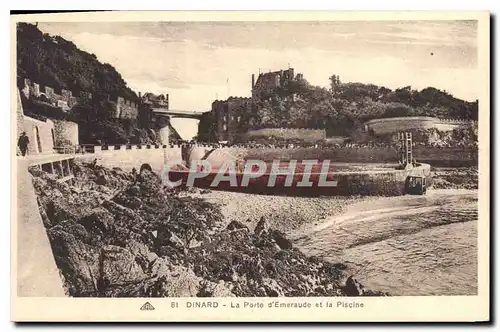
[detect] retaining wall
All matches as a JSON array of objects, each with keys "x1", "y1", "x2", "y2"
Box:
[
  {"x1": 75, "y1": 143, "x2": 477, "y2": 176},
  {"x1": 167, "y1": 163, "x2": 432, "y2": 197},
  {"x1": 365, "y1": 116, "x2": 475, "y2": 134},
  {"x1": 78, "y1": 145, "x2": 182, "y2": 173},
  {"x1": 245, "y1": 128, "x2": 326, "y2": 141},
  {"x1": 206, "y1": 146, "x2": 477, "y2": 166}
]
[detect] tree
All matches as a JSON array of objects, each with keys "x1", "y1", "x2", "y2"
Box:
[{"x1": 329, "y1": 74, "x2": 341, "y2": 93}]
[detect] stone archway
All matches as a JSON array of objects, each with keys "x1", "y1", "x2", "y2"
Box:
[{"x1": 140, "y1": 163, "x2": 153, "y2": 174}]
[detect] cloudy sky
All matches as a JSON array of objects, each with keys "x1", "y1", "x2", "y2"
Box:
[{"x1": 37, "y1": 20, "x2": 477, "y2": 138}]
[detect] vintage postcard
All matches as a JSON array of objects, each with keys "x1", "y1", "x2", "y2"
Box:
[{"x1": 11, "y1": 11, "x2": 490, "y2": 322}]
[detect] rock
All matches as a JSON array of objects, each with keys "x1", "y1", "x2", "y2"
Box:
[
  {"x1": 254, "y1": 216, "x2": 268, "y2": 237},
  {"x1": 198, "y1": 280, "x2": 235, "y2": 297},
  {"x1": 343, "y1": 276, "x2": 365, "y2": 296},
  {"x1": 98, "y1": 245, "x2": 147, "y2": 290},
  {"x1": 47, "y1": 228, "x2": 100, "y2": 296},
  {"x1": 272, "y1": 231, "x2": 293, "y2": 250},
  {"x1": 147, "y1": 258, "x2": 201, "y2": 297},
  {"x1": 139, "y1": 163, "x2": 153, "y2": 175},
  {"x1": 126, "y1": 240, "x2": 158, "y2": 271},
  {"x1": 95, "y1": 170, "x2": 108, "y2": 186},
  {"x1": 226, "y1": 220, "x2": 250, "y2": 232},
  {"x1": 152, "y1": 228, "x2": 185, "y2": 250},
  {"x1": 53, "y1": 220, "x2": 90, "y2": 242},
  {"x1": 43, "y1": 200, "x2": 81, "y2": 225},
  {"x1": 78, "y1": 207, "x2": 114, "y2": 236},
  {"x1": 101, "y1": 200, "x2": 145, "y2": 227},
  {"x1": 113, "y1": 193, "x2": 143, "y2": 209},
  {"x1": 163, "y1": 229, "x2": 185, "y2": 249},
  {"x1": 127, "y1": 185, "x2": 141, "y2": 197}
]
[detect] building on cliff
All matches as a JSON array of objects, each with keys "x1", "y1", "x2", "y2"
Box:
[
  {"x1": 251, "y1": 68, "x2": 297, "y2": 100},
  {"x1": 212, "y1": 97, "x2": 252, "y2": 142},
  {"x1": 140, "y1": 92, "x2": 169, "y2": 110},
  {"x1": 21, "y1": 78, "x2": 83, "y2": 112},
  {"x1": 21, "y1": 77, "x2": 141, "y2": 120},
  {"x1": 199, "y1": 68, "x2": 306, "y2": 143},
  {"x1": 107, "y1": 95, "x2": 139, "y2": 120}
]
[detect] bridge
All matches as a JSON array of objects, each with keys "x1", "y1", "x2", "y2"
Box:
[{"x1": 152, "y1": 108, "x2": 204, "y2": 119}]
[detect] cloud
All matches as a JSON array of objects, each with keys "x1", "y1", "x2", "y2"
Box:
[{"x1": 36, "y1": 20, "x2": 479, "y2": 111}]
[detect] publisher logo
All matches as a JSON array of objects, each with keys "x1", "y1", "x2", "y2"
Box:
[{"x1": 140, "y1": 302, "x2": 155, "y2": 311}]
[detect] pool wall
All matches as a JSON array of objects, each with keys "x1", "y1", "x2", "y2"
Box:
[{"x1": 167, "y1": 163, "x2": 432, "y2": 197}]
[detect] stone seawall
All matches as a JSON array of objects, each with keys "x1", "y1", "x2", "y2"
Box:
[
  {"x1": 365, "y1": 116, "x2": 475, "y2": 134},
  {"x1": 193, "y1": 146, "x2": 477, "y2": 169},
  {"x1": 167, "y1": 163, "x2": 432, "y2": 196},
  {"x1": 79, "y1": 146, "x2": 182, "y2": 173},
  {"x1": 75, "y1": 144, "x2": 476, "y2": 176}
]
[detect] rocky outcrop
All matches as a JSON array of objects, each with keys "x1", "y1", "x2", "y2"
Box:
[
  {"x1": 343, "y1": 276, "x2": 365, "y2": 296},
  {"x1": 254, "y1": 216, "x2": 268, "y2": 236},
  {"x1": 226, "y1": 220, "x2": 250, "y2": 233},
  {"x1": 47, "y1": 226, "x2": 100, "y2": 296},
  {"x1": 31, "y1": 160, "x2": 385, "y2": 298}
]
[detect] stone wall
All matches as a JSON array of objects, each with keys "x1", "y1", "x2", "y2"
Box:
[
  {"x1": 21, "y1": 116, "x2": 56, "y2": 155},
  {"x1": 365, "y1": 116, "x2": 475, "y2": 134},
  {"x1": 22, "y1": 78, "x2": 83, "y2": 111},
  {"x1": 115, "y1": 96, "x2": 139, "y2": 119},
  {"x1": 190, "y1": 145, "x2": 477, "y2": 169},
  {"x1": 80, "y1": 145, "x2": 182, "y2": 173},
  {"x1": 246, "y1": 128, "x2": 327, "y2": 141},
  {"x1": 53, "y1": 120, "x2": 79, "y2": 146}
]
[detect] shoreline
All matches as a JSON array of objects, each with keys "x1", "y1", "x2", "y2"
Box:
[
  {"x1": 27, "y1": 161, "x2": 476, "y2": 298},
  {"x1": 185, "y1": 165, "x2": 477, "y2": 237},
  {"x1": 192, "y1": 186, "x2": 478, "y2": 296},
  {"x1": 29, "y1": 160, "x2": 389, "y2": 297}
]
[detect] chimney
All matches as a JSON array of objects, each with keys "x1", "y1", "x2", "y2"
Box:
[
  {"x1": 251, "y1": 74, "x2": 255, "y2": 89},
  {"x1": 166, "y1": 94, "x2": 169, "y2": 110},
  {"x1": 138, "y1": 91, "x2": 141, "y2": 98}
]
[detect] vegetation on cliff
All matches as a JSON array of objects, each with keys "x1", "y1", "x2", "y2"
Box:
[
  {"x1": 17, "y1": 23, "x2": 137, "y2": 101},
  {"x1": 16, "y1": 23, "x2": 164, "y2": 145},
  {"x1": 30, "y1": 161, "x2": 384, "y2": 297},
  {"x1": 224, "y1": 75, "x2": 478, "y2": 140}
]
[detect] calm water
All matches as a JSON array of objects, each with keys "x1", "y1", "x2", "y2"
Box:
[{"x1": 294, "y1": 189, "x2": 478, "y2": 296}]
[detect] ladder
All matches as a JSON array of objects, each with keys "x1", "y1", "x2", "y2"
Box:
[{"x1": 398, "y1": 132, "x2": 413, "y2": 166}]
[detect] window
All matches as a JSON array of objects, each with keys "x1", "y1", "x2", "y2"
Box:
[
  {"x1": 34, "y1": 126, "x2": 42, "y2": 153},
  {"x1": 223, "y1": 124, "x2": 227, "y2": 131},
  {"x1": 51, "y1": 129, "x2": 56, "y2": 147}
]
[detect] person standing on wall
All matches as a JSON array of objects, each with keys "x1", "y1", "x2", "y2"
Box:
[{"x1": 18, "y1": 132, "x2": 30, "y2": 157}]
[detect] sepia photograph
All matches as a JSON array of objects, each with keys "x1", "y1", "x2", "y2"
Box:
[{"x1": 11, "y1": 11, "x2": 490, "y2": 322}]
